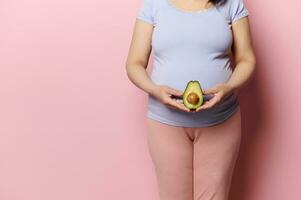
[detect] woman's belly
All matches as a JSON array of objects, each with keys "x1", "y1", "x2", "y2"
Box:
[
  {"x1": 150, "y1": 60, "x2": 233, "y2": 92},
  {"x1": 147, "y1": 58, "x2": 239, "y2": 126}
]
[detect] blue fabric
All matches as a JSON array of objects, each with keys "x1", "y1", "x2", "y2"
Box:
[{"x1": 136, "y1": 0, "x2": 249, "y2": 127}]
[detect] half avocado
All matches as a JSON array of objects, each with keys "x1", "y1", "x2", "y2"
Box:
[{"x1": 182, "y1": 80, "x2": 204, "y2": 111}]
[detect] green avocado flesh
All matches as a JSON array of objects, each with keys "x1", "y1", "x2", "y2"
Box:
[{"x1": 182, "y1": 80, "x2": 204, "y2": 110}]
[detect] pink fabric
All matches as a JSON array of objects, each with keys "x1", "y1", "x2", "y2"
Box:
[{"x1": 146, "y1": 107, "x2": 242, "y2": 200}]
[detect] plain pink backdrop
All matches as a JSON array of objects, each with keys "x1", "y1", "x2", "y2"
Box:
[{"x1": 0, "y1": 0, "x2": 300, "y2": 199}]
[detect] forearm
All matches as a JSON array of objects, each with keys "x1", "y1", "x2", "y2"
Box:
[
  {"x1": 227, "y1": 59, "x2": 256, "y2": 93},
  {"x1": 126, "y1": 64, "x2": 158, "y2": 96}
]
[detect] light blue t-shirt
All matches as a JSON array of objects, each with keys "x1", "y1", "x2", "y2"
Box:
[{"x1": 136, "y1": 0, "x2": 249, "y2": 127}]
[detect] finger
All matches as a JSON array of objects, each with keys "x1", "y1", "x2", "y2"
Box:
[
  {"x1": 167, "y1": 99, "x2": 190, "y2": 112},
  {"x1": 203, "y1": 94, "x2": 215, "y2": 101},
  {"x1": 204, "y1": 96, "x2": 220, "y2": 108},
  {"x1": 166, "y1": 102, "x2": 185, "y2": 111},
  {"x1": 166, "y1": 104, "x2": 176, "y2": 110},
  {"x1": 203, "y1": 86, "x2": 218, "y2": 95},
  {"x1": 196, "y1": 102, "x2": 210, "y2": 111},
  {"x1": 222, "y1": 92, "x2": 233, "y2": 101},
  {"x1": 196, "y1": 96, "x2": 220, "y2": 111},
  {"x1": 167, "y1": 87, "x2": 184, "y2": 97},
  {"x1": 215, "y1": 95, "x2": 227, "y2": 106},
  {"x1": 214, "y1": 92, "x2": 232, "y2": 106},
  {"x1": 174, "y1": 98, "x2": 184, "y2": 104}
]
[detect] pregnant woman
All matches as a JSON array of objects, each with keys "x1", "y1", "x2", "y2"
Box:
[{"x1": 126, "y1": 0, "x2": 256, "y2": 199}]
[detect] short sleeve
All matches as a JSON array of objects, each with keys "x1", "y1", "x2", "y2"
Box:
[
  {"x1": 136, "y1": 0, "x2": 154, "y2": 25},
  {"x1": 229, "y1": 0, "x2": 249, "y2": 22}
]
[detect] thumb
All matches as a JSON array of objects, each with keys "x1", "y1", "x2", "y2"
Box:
[{"x1": 167, "y1": 87, "x2": 183, "y2": 96}]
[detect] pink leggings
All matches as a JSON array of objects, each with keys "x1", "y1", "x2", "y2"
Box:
[{"x1": 146, "y1": 107, "x2": 242, "y2": 200}]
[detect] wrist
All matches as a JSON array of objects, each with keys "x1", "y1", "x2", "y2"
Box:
[
  {"x1": 148, "y1": 84, "x2": 159, "y2": 96},
  {"x1": 226, "y1": 82, "x2": 237, "y2": 94}
]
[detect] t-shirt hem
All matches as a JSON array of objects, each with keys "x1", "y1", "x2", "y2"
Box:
[
  {"x1": 136, "y1": 17, "x2": 154, "y2": 25},
  {"x1": 232, "y1": 12, "x2": 249, "y2": 23},
  {"x1": 146, "y1": 105, "x2": 240, "y2": 128}
]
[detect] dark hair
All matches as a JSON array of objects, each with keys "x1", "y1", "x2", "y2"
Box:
[{"x1": 210, "y1": 0, "x2": 227, "y2": 5}]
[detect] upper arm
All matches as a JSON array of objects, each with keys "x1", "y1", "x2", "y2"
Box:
[
  {"x1": 126, "y1": 0, "x2": 155, "y2": 69},
  {"x1": 229, "y1": 0, "x2": 256, "y2": 64}
]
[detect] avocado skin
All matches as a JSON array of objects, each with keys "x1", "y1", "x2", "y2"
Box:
[{"x1": 182, "y1": 80, "x2": 204, "y2": 110}]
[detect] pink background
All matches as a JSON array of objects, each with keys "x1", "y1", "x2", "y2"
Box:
[{"x1": 0, "y1": 0, "x2": 300, "y2": 199}]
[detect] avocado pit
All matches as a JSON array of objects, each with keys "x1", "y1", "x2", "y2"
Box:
[{"x1": 187, "y1": 92, "x2": 199, "y2": 105}]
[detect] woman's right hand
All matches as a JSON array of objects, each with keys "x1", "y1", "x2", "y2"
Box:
[{"x1": 151, "y1": 85, "x2": 191, "y2": 112}]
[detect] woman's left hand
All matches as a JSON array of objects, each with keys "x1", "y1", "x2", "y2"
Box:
[{"x1": 195, "y1": 83, "x2": 235, "y2": 112}]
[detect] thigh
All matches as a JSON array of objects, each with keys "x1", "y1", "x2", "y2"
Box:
[
  {"x1": 193, "y1": 107, "x2": 242, "y2": 200},
  {"x1": 146, "y1": 118, "x2": 193, "y2": 200}
]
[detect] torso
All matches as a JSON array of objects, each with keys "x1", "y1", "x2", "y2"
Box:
[
  {"x1": 151, "y1": 0, "x2": 233, "y2": 90},
  {"x1": 147, "y1": 0, "x2": 240, "y2": 127}
]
